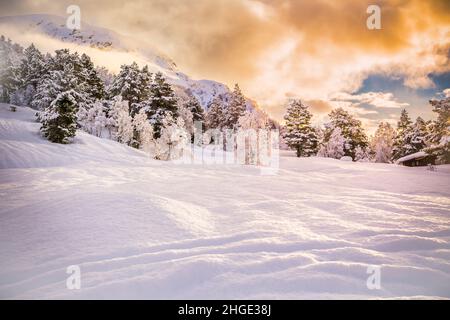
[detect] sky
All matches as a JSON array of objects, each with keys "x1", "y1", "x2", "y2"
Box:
[{"x1": 1, "y1": 0, "x2": 449, "y2": 133}]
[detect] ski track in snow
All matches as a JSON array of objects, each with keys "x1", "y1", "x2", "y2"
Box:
[{"x1": 0, "y1": 104, "x2": 450, "y2": 299}]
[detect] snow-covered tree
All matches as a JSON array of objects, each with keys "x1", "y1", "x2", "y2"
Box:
[
  {"x1": 32, "y1": 49, "x2": 89, "y2": 114},
  {"x1": 318, "y1": 127, "x2": 346, "y2": 159},
  {"x1": 425, "y1": 97, "x2": 450, "y2": 164},
  {"x1": 40, "y1": 90, "x2": 78, "y2": 143},
  {"x1": 145, "y1": 72, "x2": 178, "y2": 138},
  {"x1": 224, "y1": 84, "x2": 246, "y2": 129},
  {"x1": 79, "y1": 53, "x2": 104, "y2": 101},
  {"x1": 153, "y1": 113, "x2": 189, "y2": 160},
  {"x1": 178, "y1": 101, "x2": 194, "y2": 139},
  {"x1": 0, "y1": 36, "x2": 23, "y2": 103},
  {"x1": 392, "y1": 109, "x2": 415, "y2": 160},
  {"x1": 410, "y1": 117, "x2": 428, "y2": 152},
  {"x1": 107, "y1": 62, "x2": 151, "y2": 111},
  {"x1": 116, "y1": 103, "x2": 134, "y2": 146},
  {"x1": 132, "y1": 108, "x2": 154, "y2": 150},
  {"x1": 282, "y1": 99, "x2": 318, "y2": 157},
  {"x1": 370, "y1": 122, "x2": 396, "y2": 163},
  {"x1": 104, "y1": 96, "x2": 128, "y2": 141},
  {"x1": 354, "y1": 145, "x2": 371, "y2": 162},
  {"x1": 320, "y1": 108, "x2": 368, "y2": 160},
  {"x1": 77, "y1": 100, "x2": 107, "y2": 137},
  {"x1": 205, "y1": 96, "x2": 225, "y2": 130},
  {"x1": 11, "y1": 43, "x2": 46, "y2": 106}
]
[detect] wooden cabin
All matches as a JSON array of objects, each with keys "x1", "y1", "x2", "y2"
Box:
[{"x1": 396, "y1": 151, "x2": 436, "y2": 167}]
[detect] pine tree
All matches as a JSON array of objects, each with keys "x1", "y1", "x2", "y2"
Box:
[
  {"x1": 320, "y1": 108, "x2": 368, "y2": 159},
  {"x1": 282, "y1": 99, "x2": 318, "y2": 157},
  {"x1": 0, "y1": 36, "x2": 22, "y2": 103},
  {"x1": 79, "y1": 53, "x2": 104, "y2": 101},
  {"x1": 32, "y1": 49, "x2": 88, "y2": 113},
  {"x1": 425, "y1": 97, "x2": 450, "y2": 163},
  {"x1": 107, "y1": 62, "x2": 151, "y2": 111},
  {"x1": 392, "y1": 109, "x2": 414, "y2": 160},
  {"x1": 19, "y1": 44, "x2": 45, "y2": 89},
  {"x1": 410, "y1": 117, "x2": 427, "y2": 152},
  {"x1": 370, "y1": 122, "x2": 396, "y2": 163},
  {"x1": 205, "y1": 96, "x2": 225, "y2": 130},
  {"x1": 185, "y1": 96, "x2": 205, "y2": 123},
  {"x1": 146, "y1": 72, "x2": 178, "y2": 138},
  {"x1": 224, "y1": 84, "x2": 246, "y2": 129},
  {"x1": 40, "y1": 91, "x2": 78, "y2": 143}
]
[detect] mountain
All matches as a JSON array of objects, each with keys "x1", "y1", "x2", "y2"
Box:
[{"x1": 0, "y1": 14, "x2": 257, "y2": 112}]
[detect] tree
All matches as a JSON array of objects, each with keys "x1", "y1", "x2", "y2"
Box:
[
  {"x1": 153, "y1": 113, "x2": 189, "y2": 160},
  {"x1": 0, "y1": 36, "x2": 22, "y2": 103},
  {"x1": 205, "y1": 96, "x2": 225, "y2": 130},
  {"x1": 410, "y1": 117, "x2": 428, "y2": 152},
  {"x1": 132, "y1": 108, "x2": 154, "y2": 150},
  {"x1": 224, "y1": 84, "x2": 246, "y2": 129},
  {"x1": 14, "y1": 43, "x2": 46, "y2": 105},
  {"x1": 318, "y1": 127, "x2": 346, "y2": 159},
  {"x1": 105, "y1": 96, "x2": 131, "y2": 142},
  {"x1": 32, "y1": 49, "x2": 89, "y2": 114},
  {"x1": 145, "y1": 72, "x2": 178, "y2": 138},
  {"x1": 107, "y1": 62, "x2": 151, "y2": 111},
  {"x1": 425, "y1": 97, "x2": 450, "y2": 163},
  {"x1": 77, "y1": 100, "x2": 107, "y2": 137},
  {"x1": 40, "y1": 91, "x2": 78, "y2": 143},
  {"x1": 370, "y1": 122, "x2": 396, "y2": 163},
  {"x1": 392, "y1": 109, "x2": 414, "y2": 160},
  {"x1": 282, "y1": 99, "x2": 318, "y2": 157},
  {"x1": 79, "y1": 53, "x2": 104, "y2": 101},
  {"x1": 320, "y1": 108, "x2": 368, "y2": 159}
]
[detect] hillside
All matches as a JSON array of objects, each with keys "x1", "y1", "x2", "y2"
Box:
[
  {"x1": 1, "y1": 104, "x2": 450, "y2": 299},
  {"x1": 0, "y1": 14, "x2": 255, "y2": 112}
]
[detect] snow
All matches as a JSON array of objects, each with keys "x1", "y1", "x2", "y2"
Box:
[
  {"x1": 396, "y1": 151, "x2": 429, "y2": 164},
  {"x1": 0, "y1": 14, "x2": 259, "y2": 112},
  {"x1": 1, "y1": 104, "x2": 450, "y2": 299}
]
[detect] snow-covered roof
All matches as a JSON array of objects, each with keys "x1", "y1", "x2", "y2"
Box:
[{"x1": 396, "y1": 151, "x2": 429, "y2": 164}]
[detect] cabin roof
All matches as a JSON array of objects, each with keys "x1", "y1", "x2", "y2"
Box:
[{"x1": 396, "y1": 151, "x2": 429, "y2": 164}]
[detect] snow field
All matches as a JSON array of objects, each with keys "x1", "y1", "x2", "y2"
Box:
[{"x1": 1, "y1": 104, "x2": 449, "y2": 299}]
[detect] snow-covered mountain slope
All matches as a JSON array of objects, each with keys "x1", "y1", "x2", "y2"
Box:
[
  {"x1": 0, "y1": 14, "x2": 251, "y2": 111},
  {"x1": 1, "y1": 104, "x2": 450, "y2": 299}
]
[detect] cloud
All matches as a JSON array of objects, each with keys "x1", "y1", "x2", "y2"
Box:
[
  {"x1": 330, "y1": 92, "x2": 410, "y2": 109},
  {"x1": 1, "y1": 0, "x2": 449, "y2": 125}
]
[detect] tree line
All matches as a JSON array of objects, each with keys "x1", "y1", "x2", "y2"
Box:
[{"x1": 282, "y1": 98, "x2": 449, "y2": 164}]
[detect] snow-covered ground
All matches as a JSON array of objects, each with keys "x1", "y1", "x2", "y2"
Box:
[{"x1": 1, "y1": 104, "x2": 450, "y2": 299}]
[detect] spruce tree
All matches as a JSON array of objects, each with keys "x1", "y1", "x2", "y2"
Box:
[
  {"x1": 425, "y1": 97, "x2": 450, "y2": 163},
  {"x1": 224, "y1": 84, "x2": 246, "y2": 129},
  {"x1": 392, "y1": 109, "x2": 414, "y2": 160},
  {"x1": 410, "y1": 117, "x2": 427, "y2": 152},
  {"x1": 185, "y1": 96, "x2": 205, "y2": 123},
  {"x1": 40, "y1": 91, "x2": 78, "y2": 143},
  {"x1": 79, "y1": 53, "x2": 104, "y2": 101},
  {"x1": 205, "y1": 96, "x2": 225, "y2": 130},
  {"x1": 107, "y1": 62, "x2": 151, "y2": 111},
  {"x1": 146, "y1": 72, "x2": 178, "y2": 138},
  {"x1": 283, "y1": 99, "x2": 318, "y2": 157},
  {"x1": 321, "y1": 108, "x2": 368, "y2": 159}
]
